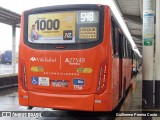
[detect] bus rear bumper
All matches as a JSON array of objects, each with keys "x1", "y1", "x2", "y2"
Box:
[
  {"x1": 28, "y1": 91, "x2": 95, "y2": 111},
  {"x1": 19, "y1": 88, "x2": 113, "y2": 111}
]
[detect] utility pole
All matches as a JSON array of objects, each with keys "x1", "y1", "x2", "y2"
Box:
[
  {"x1": 142, "y1": 0, "x2": 154, "y2": 108},
  {"x1": 155, "y1": 0, "x2": 160, "y2": 109},
  {"x1": 12, "y1": 24, "x2": 16, "y2": 74}
]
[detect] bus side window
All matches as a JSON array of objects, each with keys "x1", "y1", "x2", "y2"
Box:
[
  {"x1": 123, "y1": 36, "x2": 126, "y2": 58},
  {"x1": 115, "y1": 27, "x2": 119, "y2": 56},
  {"x1": 118, "y1": 32, "x2": 123, "y2": 58},
  {"x1": 125, "y1": 39, "x2": 128, "y2": 58},
  {"x1": 128, "y1": 43, "x2": 131, "y2": 58},
  {"x1": 112, "y1": 22, "x2": 116, "y2": 55},
  {"x1": 111, "y1": 21, "x2": 119, "y2": 56}
]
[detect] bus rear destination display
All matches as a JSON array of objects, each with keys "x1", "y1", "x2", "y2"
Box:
[{"x1": 28, "y1": 11, "x2": 99, "y2": 44}]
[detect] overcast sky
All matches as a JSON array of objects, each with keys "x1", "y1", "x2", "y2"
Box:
[{"x1": 0, "y1": 0, "x2": 138, "y2": 54}]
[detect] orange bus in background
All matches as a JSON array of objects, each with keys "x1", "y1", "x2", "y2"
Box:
[{"x1": 19, "y1": 4, "x2": 133, "y2": 111}]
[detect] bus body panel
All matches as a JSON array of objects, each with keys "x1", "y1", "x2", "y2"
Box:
[
  {"x1": 19, "y1": 43, "x2": 109, "y2": 95},
  {"x1": 111, "y1": 58, "x2": 132, "y2": 109},
  {"x1": 122, "y1": 58, "x2": 132, "y2": 93},
  {"x1": 112, "y1": 58, "x2": 120, "y2": 108},
  {"x1": 19, "y1": 5, "x2": 132, "y2": 111}
]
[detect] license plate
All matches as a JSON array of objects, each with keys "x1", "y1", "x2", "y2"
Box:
[
  {"x1": 52, "y1": 80, "x2": 68, "y2": 87},
  {"x1": 38, "y1": 77, "x2": 49, "y2": 86}
]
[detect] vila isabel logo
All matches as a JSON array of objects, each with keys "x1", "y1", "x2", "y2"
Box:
[{"x1": 30, "y1": 57, "x2": 56, "y2": 62}]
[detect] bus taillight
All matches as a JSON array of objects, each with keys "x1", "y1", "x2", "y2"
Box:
[
  {"x1": 19, "y1": 60, "x2": 28, "y2": 91},
  {"x1": 96, "y1": 63, "x2": 108, "y2": 95}
]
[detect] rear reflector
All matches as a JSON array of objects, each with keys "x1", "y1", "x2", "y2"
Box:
[
  {"x1": 23, "y1": 95, "x2": 28, "y2": 99},
  {"x1": 95, "y1": 100, "x2": 102, "y2": 103}
]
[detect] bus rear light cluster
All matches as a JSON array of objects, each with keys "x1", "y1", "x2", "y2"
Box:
[
  {"x1": 19, "y1": 60, "x2": 28, "y2": 91},
  {"x1": 96, "y1": 62, "x2": 108, "y2": 95}
]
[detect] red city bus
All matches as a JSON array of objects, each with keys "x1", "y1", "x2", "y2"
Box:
[{"x1": 18, "y1": 4, "x2": 133, "y2": 111}]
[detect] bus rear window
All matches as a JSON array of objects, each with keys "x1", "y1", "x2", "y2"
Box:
[{"x1": 28, "y1": 11, "x2": 99, "y2": 44}]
